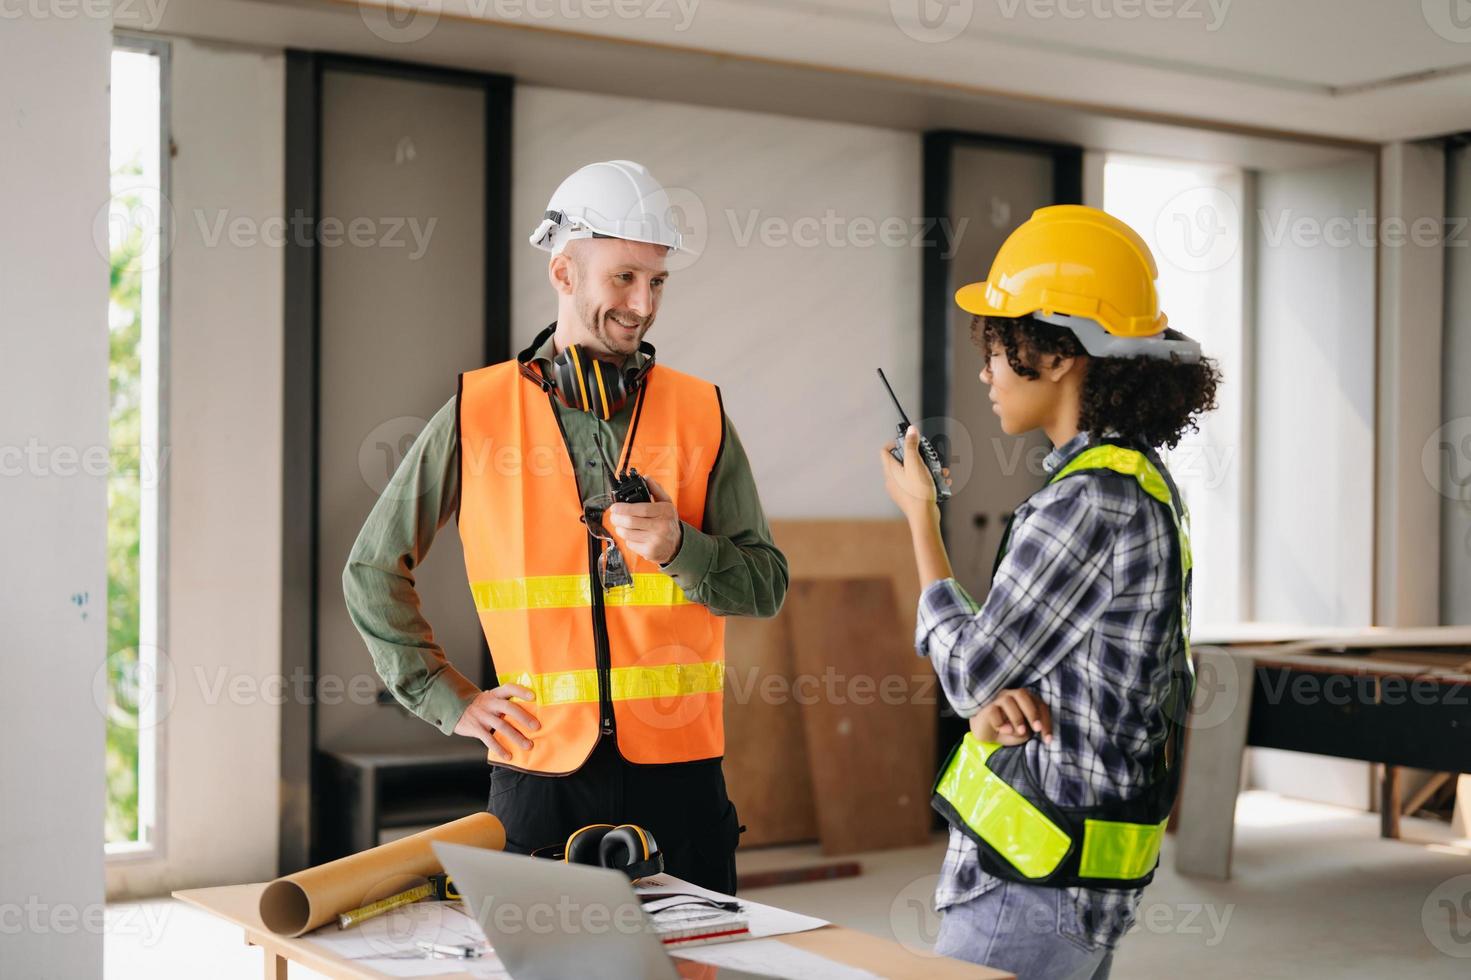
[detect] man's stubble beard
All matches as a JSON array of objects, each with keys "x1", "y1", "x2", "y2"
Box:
[{"x1": 575, "y1": 289, "x2": 650, "y2": 358}]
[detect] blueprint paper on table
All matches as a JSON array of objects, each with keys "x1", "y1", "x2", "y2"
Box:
[
  {"x1": 303, "y1": 899, "x2": 504, "y2": 978},
  {"x1": 301, "y1": 873, "x2": 828, "y2": 978}
]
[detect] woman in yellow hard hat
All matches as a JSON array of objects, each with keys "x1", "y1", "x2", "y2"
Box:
[{"x1": 880, "y1": 205, "x2": 1221, "y2": 979}]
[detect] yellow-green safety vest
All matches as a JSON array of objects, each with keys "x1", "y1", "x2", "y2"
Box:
[{"x1": 931, "y1": 442, "x2": 1194, "y2": 889}]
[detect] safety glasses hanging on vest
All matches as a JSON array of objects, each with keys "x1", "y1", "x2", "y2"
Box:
[{"x1": 581, "y1": 491, "x2": 634, "y2": 592}]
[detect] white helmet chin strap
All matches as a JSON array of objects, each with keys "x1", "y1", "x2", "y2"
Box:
[{"x1": 1034, "y1": 311, "x2": 1203, "y2": 364}]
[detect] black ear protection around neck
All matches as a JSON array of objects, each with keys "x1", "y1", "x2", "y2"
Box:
[
  {"x1": 530, "y1": 823, "x2": 665, "y2": 882},
  {"x1": 517, "y1": 325, "x2": 656, "y2": 421}
]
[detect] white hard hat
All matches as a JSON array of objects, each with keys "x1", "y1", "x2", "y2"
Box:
[{"x1": 529, "y1": 160, "x2": 685, "y2": 254}]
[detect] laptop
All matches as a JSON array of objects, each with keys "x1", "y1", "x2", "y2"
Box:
[{"x1": 433, "y1": 842, "x2": 772, "y2": 980}]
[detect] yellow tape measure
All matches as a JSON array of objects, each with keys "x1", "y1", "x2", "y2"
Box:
[{"x1": 337, "y1": 881, "x2": 435, "y2": 930}]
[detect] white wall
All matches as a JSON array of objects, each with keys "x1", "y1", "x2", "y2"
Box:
[
  {"x1": 511, "y1": 86, "x2": 923, "y2": 519},
  {"x1": 1250, "y1": 158, "x2": 1376, "y2": 627},
  {"x1": 106, "y1": 38, "x2": 286, "y2": 899},
  {"x1": 0, "y1": 14, "x2": 112, "y2": 978}
]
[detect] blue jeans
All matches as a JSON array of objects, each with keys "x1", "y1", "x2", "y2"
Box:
[{"x1": 934, "y1": 881, "x2": 1115, "y2": 980}]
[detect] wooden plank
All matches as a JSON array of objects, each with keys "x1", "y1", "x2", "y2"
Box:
[
  {"x1": 785, "y1": 577, "x2": 934, "y2": 855},
  {"x1": 768, "y1": 520, "x2": 922, "y2": 639},
  {"x1": 721, "y1": 613, "x2": 817, "y2": 847},
  {"x1": 737, "y1": 861, "x2": 861, "y2": 889},
  {"x1": 1404, "y1": 771, "x2": 1454, "y2": 815},
  {"x1": 1271, "y1": 625, "x2": 1471, "y2": 654}
]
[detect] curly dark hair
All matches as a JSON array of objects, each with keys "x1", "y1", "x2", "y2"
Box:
[{"x1": 973, "y1": 314, "x2": 1221, "y2": 450}]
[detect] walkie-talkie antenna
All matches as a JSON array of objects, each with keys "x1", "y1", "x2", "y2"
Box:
[
  {"x1": 595, "y1": 436, "x2": 621, "y2": 482},
  {"x1": 876, "y1": 369, "x2": 911, "y2": 427}
]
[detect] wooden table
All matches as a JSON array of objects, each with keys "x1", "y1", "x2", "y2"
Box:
[
  {"x1": 1175, "y1": 629, "x2": 1471, "y2": 878},
  {"x1": 173, "y1": 881, "x2": 1011, "y2": 980}
]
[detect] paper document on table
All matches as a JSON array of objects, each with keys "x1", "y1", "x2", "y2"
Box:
[
  {"x1": 672, "y1": 938, "x2": 882, "y2": 979},
  {"x1": 302, "y1": 873, "x2": 827, "y2": 977},
  {"x1": 634, "y1": 874, "x2": 828, "y2": 939},
  {"x1": 645, "y1": 901, "x2": 750, "y2": 947},
  {"x1": 302, "y1": 899, "x2": 508, "y2": 978}
]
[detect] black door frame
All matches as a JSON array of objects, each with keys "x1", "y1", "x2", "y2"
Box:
[
  {"x1": 921, "y1": 130, "x2": 1082, "y2": 766},
  {"x1": 279, "y1": 51, "x2": 513, "y2": 873},
  {"x1": 920, "y1": 130, "x2": 1083, "y2": 452}
]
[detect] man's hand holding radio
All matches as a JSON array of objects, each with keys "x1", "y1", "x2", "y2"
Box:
[{"x1": 608, "y1": 475, "x2": 684, "y2": 566}]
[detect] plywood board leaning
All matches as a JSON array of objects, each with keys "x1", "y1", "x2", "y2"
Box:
[
  {"x1": 722, "y1": 520, "x2": 928, "y2": 849},
  {"x1": 786, "y1": 577, "x2": 935, "y2": 855},
  {"x1": 722, "y1": 613, "x2": 818, "y2": 846}
]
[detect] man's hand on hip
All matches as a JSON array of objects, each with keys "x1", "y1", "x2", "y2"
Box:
[
  {"x1": 607, "y1": 475, "x2": 684, "y2": 566},
  {"x1": 454, "y1": 683, "x2": 540, "y2": 761}
]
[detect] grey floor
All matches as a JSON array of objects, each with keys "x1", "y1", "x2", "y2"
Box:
[{"x1": 105, "y1": 791, "x2": 1471, "y2": 978}]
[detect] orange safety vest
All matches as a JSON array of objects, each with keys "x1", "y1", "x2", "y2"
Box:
[{"x1": 456, "y1": 358, "x2": 727, "y2": 774}]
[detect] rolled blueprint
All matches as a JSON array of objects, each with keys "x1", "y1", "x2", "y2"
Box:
[{"x1": 259, "y1": 811, "x2": 505, "y2": 936}]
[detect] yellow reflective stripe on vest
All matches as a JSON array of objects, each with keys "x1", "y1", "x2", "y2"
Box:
[
  {"x1": 471, "y1": 574, "x2": 692, "y2": 611},
  {"x1": 506, "y1": 662, "x2": 724, "y2": 706},
  {"x1": 612, "y1": 662, "x2": 724, "y2": 701},
  {"x1": 934, "y1": 735, "x2": 1072, "y2": 880},
  {"x1": 1078, "y1": 818, "x2": 1168, "y2": 880}
]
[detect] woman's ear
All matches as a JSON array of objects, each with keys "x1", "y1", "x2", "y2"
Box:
[{"x1": 1045, "y1": 353, "x2": 1084, "y2": 384}]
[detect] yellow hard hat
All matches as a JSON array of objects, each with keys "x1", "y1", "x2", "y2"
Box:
[{"x1": 957, "y1": 206, "x2": 1198, "y2": 360}]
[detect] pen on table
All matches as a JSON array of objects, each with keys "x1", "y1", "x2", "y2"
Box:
[{"x1": 416, "y1": 939, "x2": 483, "y2": 959}]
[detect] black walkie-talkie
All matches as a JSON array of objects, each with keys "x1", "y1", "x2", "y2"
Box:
[
  {"x1": 589, "y1": 440, "x2": 650, "y2": 592},
  {"x1": 596, "y1": 440, "x2": 652, "y2": 505},
  {"x1": 877, "y1": 368, "x2": 951, "y2": 503}
]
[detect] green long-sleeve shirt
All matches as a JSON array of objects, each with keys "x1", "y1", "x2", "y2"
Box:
[{"x1": 342, "y1": 331, "x2": 789, "y2": 735}]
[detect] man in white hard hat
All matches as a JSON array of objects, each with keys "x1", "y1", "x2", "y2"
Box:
[{"x1": 345, "y1": 160, "x2": 787, "y2": 890}]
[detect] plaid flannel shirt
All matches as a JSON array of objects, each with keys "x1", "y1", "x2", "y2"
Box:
[{"x1": 916, "y1": 431, "x2": 1182, "y2": 949}]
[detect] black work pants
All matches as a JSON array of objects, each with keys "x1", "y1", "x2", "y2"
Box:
[{"x1": 484, "y1": 735, "x2": 741, "y2": 894}]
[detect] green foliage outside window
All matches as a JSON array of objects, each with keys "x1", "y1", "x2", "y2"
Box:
[{"x1": 106, "y1": 160, "x2": 145, "y2": 845}]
